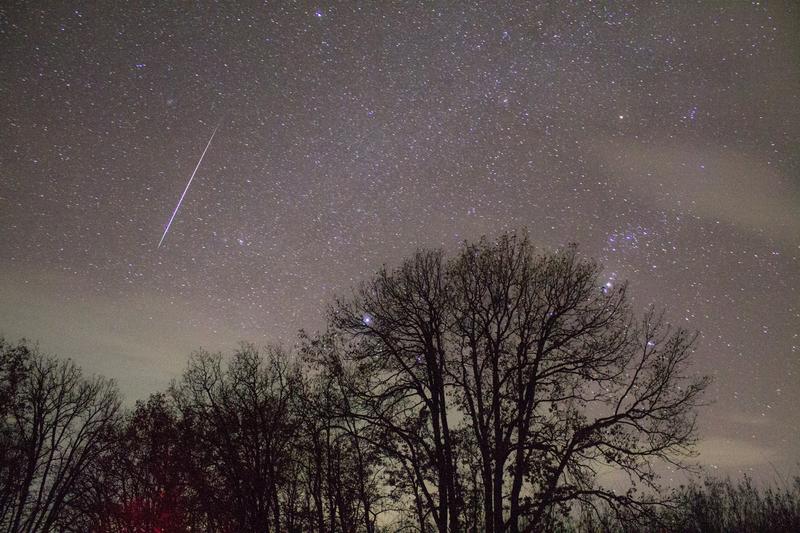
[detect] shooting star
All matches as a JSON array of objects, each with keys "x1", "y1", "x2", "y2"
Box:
[{"x1": 157, "y1": 124, "x2": 220, "y2": 248}]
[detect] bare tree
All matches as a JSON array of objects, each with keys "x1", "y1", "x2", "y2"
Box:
[
  {"x1": 169, "y1": 343, "x2": 302, "y2": 532},
  {"x1": 448, "y1": 234, "x2": 710, "y2": 532},
  {"x1": 69, "y1": 392, "x2": 192, "y2": 533},
  {"x1": 324, "y1": 232, "x2": 710, "y2": 532},
  {"x1": 329, "y1": 250, "x2": 463, "y2": 532},
  {"x1": 0, "y1": 231, "x2": 710, "y2": 531},
  {"x1": 298, "y1": 332, "x2": 391, "y2": 533},
  {"x1": 0, "y1": 339, "x2": 32, "y2": 527},
  {"x1": 0, "y1": 339, "x2": 121, "y2": 533}
]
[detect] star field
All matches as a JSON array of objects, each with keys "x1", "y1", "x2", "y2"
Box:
[{"x1": 1, "y1": 2, "x2": 798, "y2": 481}]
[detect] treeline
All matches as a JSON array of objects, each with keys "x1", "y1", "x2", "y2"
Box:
[
  {"x1": 2, "y1": 339, "x2": 382, "y2": 532},
  {"x1": 1, "y1": 232, "x2": 789, "y2": 532},
  {"x1": 582, "y1": 475, "x2": 800, "y2": 533}
]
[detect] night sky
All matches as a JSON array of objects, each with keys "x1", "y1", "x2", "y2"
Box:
[{"x1": 1, "y1": 2, "x2": 798, "y2": 482}]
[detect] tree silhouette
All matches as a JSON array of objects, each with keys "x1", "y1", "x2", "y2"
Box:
[
  {"x1": 321, "y1": 232, "x2": 710, "y2": 531},
  {"x1": 71, "y1": 392, "x2": 192, "y2": 532},
  {"x1": 328, "y1": 249, "x2": 464, "y2": 532},
  {"x1": 581, "y1": 474, "x2": 800, "y2": 533},
  {"x1": 0, "y1": 339, "x2": 32, "y2": 527},
  {"x1": 295, "y1": 336, "x2": 388, "y2": 532},
  {"x1": 0, "y1": 339, "x2": 121, "y2": 533},
  {"x1": 0, "y1": 231, "x2": 717, "y2": 532},
  {"x1": 167, "y1": 344, "x2": 302, "y2": 532}
]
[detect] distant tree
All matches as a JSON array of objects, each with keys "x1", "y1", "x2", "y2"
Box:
[
  {"x1": 71, "y1": 393, "x2": 191, "y2": 533},
  {"x1": 323, "y1": 232, "x2": 710, "y2": 532},
  {"x1": 0, "y1": 339, "x2": 32, "y2": 526},
  {"x1": 298, "y1": 333, "x2": 389, "y2": 533},
  {"x1": 168, "y1": 344, "x2": 302, "y2": 532},
  {"x1": 581, "y1": 474, "x2": 800, "y2": 533},
  {"x1": 0, "y1": 339, "x2": 121, "y2": 533}
]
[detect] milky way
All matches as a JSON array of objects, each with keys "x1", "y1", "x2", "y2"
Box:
[{"x1": 1, "y1": 2, "x2": 798, "y2": 482}]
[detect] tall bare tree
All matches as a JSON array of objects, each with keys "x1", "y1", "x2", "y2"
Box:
[
  {"x1": 324, "y1": 232, "x2": 710, "y2": 532},
  {"x1": 329, "y1": 250, "x2": 463, "y2": 532},
  {"x1": 448, "y1": 235, "x2": 709, "y2": 532}
]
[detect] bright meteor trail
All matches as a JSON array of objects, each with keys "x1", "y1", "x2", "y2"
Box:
[{"x1": 157, "y1": 124, "x2": 220, "y2": 248}]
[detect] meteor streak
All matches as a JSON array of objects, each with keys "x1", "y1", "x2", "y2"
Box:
[{"x1": 157, "y1": 124, "x2": 220, "y2": 248}]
